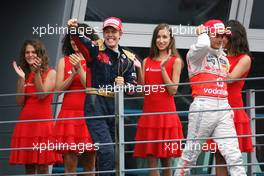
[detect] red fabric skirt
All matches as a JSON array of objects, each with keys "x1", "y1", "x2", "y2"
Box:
[
  {"x1": 233, "y1": 109, "x2": 253, "y2": 152},
  {"x1": 134, "y1": 114, "x2": 183, "y2": 158},
  {"x1": 54, "y1": 110, "x2": 94, "y2": 154},
  {"x1": 9, "y1": 122, "x2": 62, "y2": 165}
]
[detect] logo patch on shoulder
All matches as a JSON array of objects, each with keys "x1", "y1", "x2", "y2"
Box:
[{"x1": 132, "y1": 73, "x2": 137, "y2": 77}]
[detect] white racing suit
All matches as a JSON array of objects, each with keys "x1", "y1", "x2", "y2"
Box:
[{"x1": 174, "y1": 33, "x2": 246, "y2": 176}]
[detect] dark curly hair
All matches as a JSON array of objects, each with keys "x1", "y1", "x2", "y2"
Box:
[
  {"x1": 62, "y1": 23, "x2": 100, "y2": 55},
  {"x1": 225, "y1": 20, "x2": 251, "y2": 57},
  {"x1": 19, "y1": 40, "x2": 49, "y2": 79}
]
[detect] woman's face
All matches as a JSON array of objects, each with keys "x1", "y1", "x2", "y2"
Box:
[
  {"x1": 223, "y1": 35, "x2": 230, "y2": 50},
  {"x1": 156, "y1": 28, "x2": 171, "y2": 52},
  {"x1": 25, "y1": 44, "x2": 37, "y2": 65},
  {"x1": 70, "y1": 38, "x2": 79, "y2": 52}
]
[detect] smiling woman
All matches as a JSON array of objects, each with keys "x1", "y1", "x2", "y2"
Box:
[
  {"x1": 134, "y1": 23, "x2": 184, "y2": 176},
  {"x1": 9, "y1": 40, "x2": 62, "y2": 174}
]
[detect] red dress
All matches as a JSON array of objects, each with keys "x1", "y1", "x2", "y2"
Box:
[
  {"x1": 54, "y1": 57, "x2": 93, "y2": 153},
  {"x1": 227, "y1": 54, "x2": 253, "y2": 152},
  {"x1": 206, "y1": 54, "x2": 253, "y2": 152},
  {"x1": 134, "y1": 56, "x2": 183, "y2": 158},
  {"x1": 9, "y1": 70, "x2": 62, "y2": 165}
]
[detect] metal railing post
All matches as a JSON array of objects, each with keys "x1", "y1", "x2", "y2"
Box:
[
  {"x1": 246, "y1": 89, "x2": 256, "y2": 176},
  {"x1": 115, "y1": 86, "x2": 125, "y2": 176}
]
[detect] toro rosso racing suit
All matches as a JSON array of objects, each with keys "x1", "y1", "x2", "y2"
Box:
[
  {"x1": 174, "y1": 33, "x2": 246, "y2": 176},
  {"x1": 73, "y1": 35, "x2": 137, "y2": 176}
]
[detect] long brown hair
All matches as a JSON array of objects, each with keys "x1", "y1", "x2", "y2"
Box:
[
  {"x1": 149, "y1": 23, "x2": 183, "y2": 68},
  {"x1": 149, "y1": 23, "x2": 179, "y2": 58},
  {"x1": 19, "y1": 40, "x2": 49, "y2": 79},
  {"x1": 225, "y1": 20, "x2": 251, "y2": 57}
]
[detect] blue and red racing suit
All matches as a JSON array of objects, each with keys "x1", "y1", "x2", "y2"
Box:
[{"x1": 72, "y1": 34, "x2": 137, "y2": 175}]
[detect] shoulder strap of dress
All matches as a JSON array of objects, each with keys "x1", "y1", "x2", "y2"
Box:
[
  {"x1": 171, "y1": 55, "x2": 177, "y2": 61},
  {"x1": 167, "y1": 55, "x2": 178, "y2": 65},
  {"x1": 238, "y1": 54, "x2": 248, "y2": 60},
  {"x1": 145, "y1": 57, "x2": 151, "y2": 65}
]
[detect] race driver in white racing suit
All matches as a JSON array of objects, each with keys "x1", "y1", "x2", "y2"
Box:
[{"x1": 174, "y1": 19, "x2": 247, "y2": 176}]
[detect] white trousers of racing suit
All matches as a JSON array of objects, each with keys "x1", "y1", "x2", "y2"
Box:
[{"x1": 174, "y1": 97, "x2": 246, "y2": 176}]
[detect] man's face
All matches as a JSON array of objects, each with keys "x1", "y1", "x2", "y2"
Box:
[
  {"x1": 103, "y1": 26, "x2": 122, "y2": 49},
  {"x1": 209, "y1": 33, "x2": 224, "y2": 49}
]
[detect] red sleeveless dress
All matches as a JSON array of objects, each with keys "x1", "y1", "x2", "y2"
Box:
[
  {"x1": 206, "y1": 54, "x2": 253, "y2": 152},
  {"x1": 227, "y1": 54, "x2": 253, "y2": 152},
  {"x1": 134, "y1": 56, "x2": 183, "y2": 158},
  {"x1": 9, "y1": 70, "x2": 62, "y2": 164},
  {"x1": 54, "y1": 57, "x2": 93, "y2": 153}
]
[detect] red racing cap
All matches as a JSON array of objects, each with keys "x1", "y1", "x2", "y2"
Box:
[
  {"x1": 103, "y1": 17, "x2": 123, "y2": 31},
  {"x1": 204, "y1": 19, "x2": 225, "y2": 34}
]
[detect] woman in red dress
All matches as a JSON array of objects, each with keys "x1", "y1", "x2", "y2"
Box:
[
  {"x1": 214, "y1": 20, "x2": 253, "y2": 175},
  {"x1": 9, "y1": 40, "x2": 61, "y2": 174},
  {"x1": 134, "y1": 23, "x2": 184, "y2": 176},
  {"x1": 54, "y1": 23, "x2": 99, "y2": 175}
]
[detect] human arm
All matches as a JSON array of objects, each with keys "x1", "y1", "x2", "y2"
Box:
[
  {"x1": 160, "y1": 52, "x2": 182, "y2": 95},
  {"x1": 33, "y1": 57, "x2": 56, "y2": 99},
  {"x1": 134, "y1": 57, "x2": 144, "y2": 85},
  {"x1": 137, "y1": 58, "x2": 146, "y2": 85},
  {"x1": 55, "y1": 57, "x2": 76, "y2": 92},
  {"x1": 67, "y1": 19, "x2": 99, "y2": 62},
  {"x1": 228, "y1": 55, "x2": 251, "y2": 82},
  {"x1": 187, "y1": 25, "x2": 210, "y2": 64},
  {"x1": 69, "y1": 53, "x2": 86, "y2": 88},
  {"x1": 13, "y1": 61, "x2": 25, "y2": 106}
]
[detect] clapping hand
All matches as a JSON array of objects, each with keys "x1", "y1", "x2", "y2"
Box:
[
  {"x1": 32, "y1": 56, "x2": 42, "y2": 72},
  {"x1": 160, "y1": 49, "x2": 172, "y2": 69},
  {"x1": 69, "y1": 53, "x2": 82, "y2": 73},
  {"x1": 13, "y1": 61, "x2": 25, "y2": 79}
]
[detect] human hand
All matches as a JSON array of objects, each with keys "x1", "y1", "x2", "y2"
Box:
[
  {"x1": 69, "y1": 53, "x2": 82, "y2": 71},
  {"x1": 133, "y1": 58, "x2": 141, "y2": 69},
  {"x1": 196, "y1": 25, "x2": 207, "y2": 35},
  {"x1": 160, "y1": 49, "x2": 171, "y2": 69},
  {"x1": 13, "y1": 61, "x2": 25, "y2": 79},
  {"x1": 32, "y1": 56, "x2": 42, "y2": 72},
  {"x1": 67, "y1": 18, "x2": 78, "y2": 28},
  {"x1": 115, "y1": 76, "x2": 124, "y2": 86}
]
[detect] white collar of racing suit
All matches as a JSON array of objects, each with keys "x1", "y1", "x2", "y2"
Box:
[{"x1": 208, "y1": 47, "x2": 226, "y2": 58}]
